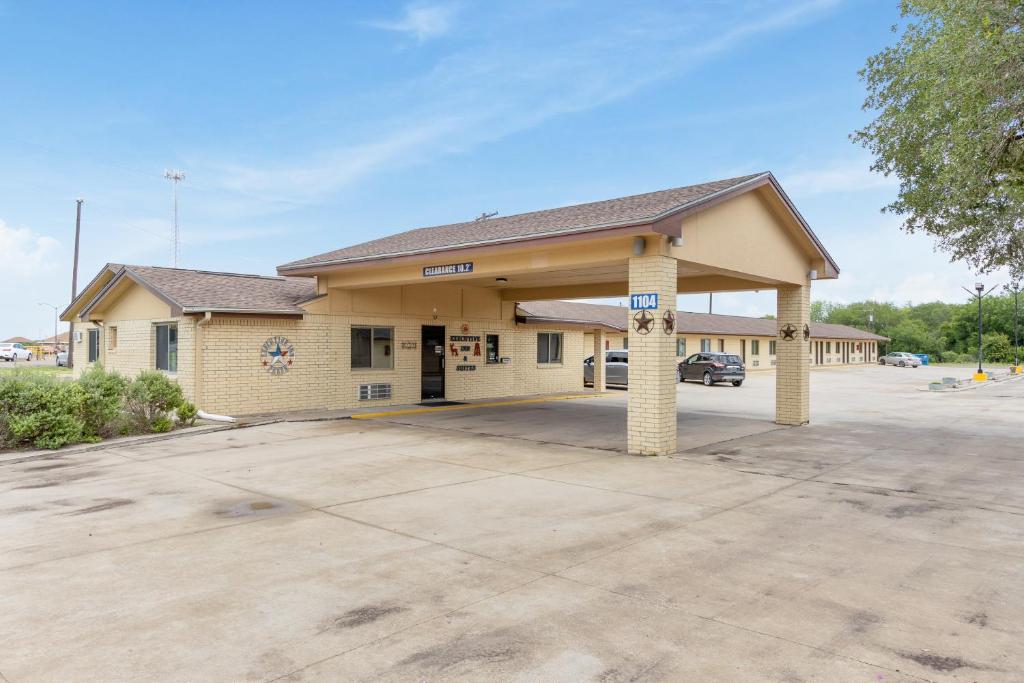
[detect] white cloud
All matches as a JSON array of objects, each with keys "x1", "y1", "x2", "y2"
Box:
[
  {"x1": 217, "y1": 0, "x2": 841, "y2": 204},
  {"x1": 0, "y1": 219, "x2": 60, "y2": 277},
  {"x1": 366, "y1": 2, "x2": 458, "y2": 42},
  {"x1": 779, "y1": 157, "x2": 898, "y2": 196}
]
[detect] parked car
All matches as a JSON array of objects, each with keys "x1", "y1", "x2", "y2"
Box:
[
  {"x1": 56, "y1": 351, "x2": 69, "y2": 367},
  {"x1": 678, "y1": 352, "x2": 745, "y2": 386},
  {"x1": 879, "y1": 351, "x2": 921, "y2": 368},
  {"x1": 0, "y1": 343, "x2": 32, "y2": 362},
  {"x1": 584, "y1": 349, "x2": 630, "y2": 386}
]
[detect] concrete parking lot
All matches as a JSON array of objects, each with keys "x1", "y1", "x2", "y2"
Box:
[{"x1": 2, "y1": 366, "x2": 1022, "y2": 682}]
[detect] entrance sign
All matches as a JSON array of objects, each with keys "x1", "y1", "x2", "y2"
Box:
[
  {"x1": 629, "y1": 293, "x2": 659, "y2": 310},
  {"x1": 423, "y1": 262, "x2": 474, "y2": 277}
]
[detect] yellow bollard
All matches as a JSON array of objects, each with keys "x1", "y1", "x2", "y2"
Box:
[
  {"x1": 1015, "y1": 365, "x2": 1023, "y2": 375},
  {"x1": 973, "y1": 371, "x2": 988, "y2": 382}
]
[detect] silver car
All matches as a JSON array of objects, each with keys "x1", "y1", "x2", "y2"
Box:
[
  {"x1": 879, "y1": 351, "x2": 921, "y2": 367},
  {"x1": 584, "y1": 349, "x2": 629, "y2": 386}
]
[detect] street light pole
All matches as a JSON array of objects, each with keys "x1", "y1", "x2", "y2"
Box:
[
  {"x1": 963, "y1": 282, "x2": 1000, "y2": 381},
  {"x1": 38, "y1": 302, "x2": 58, "y2": 364}
]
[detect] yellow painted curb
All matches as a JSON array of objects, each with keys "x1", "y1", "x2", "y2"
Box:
[{"x1": 351, "y1": 393, "x2": 610, "y2": 420}]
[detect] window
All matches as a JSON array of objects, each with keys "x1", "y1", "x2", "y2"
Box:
[
  {"x1": 751, "y1": 340, "x2": 760, "y2": 356},
  {"x1": 537, "y1": 332, "x2": 563, "y2": 364},
  {"x1": 622, "y1": 337, "x2": 628, "y2": 350},
  {"x1": 718, "y1": 339, "x2": 725, "y2": 352},
  {"x1": 676, "y1": 338, "x2": 686, "y2": 356},
  {"x1": 607, "y1": 352, "x2": 627, "y2": 364},
  {"x1": 700, "y1": 338, "x2": 711, "y2": 352},
  {"x1": 826, "y1": 342, "x2": 832, "y2": 354},
  {"x1": 108, "y1": 326, "x2": 117, "y2": 350},
  {"x1": 87, "y1": 328, "x2": 100, "y2": 363},
  {"x1": 351, "y1": 326, "x2": 393, "y2": 369},
  {"x1": 486, "y1": 334, "x2": 500, "y2": 364},
  {"x1": 769, "y1": 340, "x2": 777, "y2": 355},
  {"x1": 155, "y1": 323, "x2": 177, "y2": 372}
]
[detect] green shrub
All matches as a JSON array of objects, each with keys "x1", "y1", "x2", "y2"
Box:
[
  {"x1": 150, "y1": 416, "x2": 174, "y2": 433},
  {"x1": 78, "y1": 366, "x2": 129, "y2": 438},
  {"x1": 176, "y1": 400, "x2": 198, "y2": 427},
  {"x1": 0, "y1": 372, "x2": 90, "y2": 449},
  {"x1": 125, "y1": 371, "x2": 184, "y2": 432}
]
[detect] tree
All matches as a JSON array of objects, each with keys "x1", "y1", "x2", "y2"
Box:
[{"x1": 854, "y1": 0, "x2": 1024, "y2": 279}]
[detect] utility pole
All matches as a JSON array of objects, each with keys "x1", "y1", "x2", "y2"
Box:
[
  {"x1": 963, "y1": 282, "x2": 999, "y2": 381},
  {"x1": 68, "y1": 198, "x2": 83, "y2": 369},
  {"x1": 38, "y1": 303, "x2": 58, "y2": 364},
  {"x1": 164, "y1": 169, "x2": 185, "y2": 267},
  {"x1": 1007, "y1": 282, "x2": 1021, "y2": 372}
]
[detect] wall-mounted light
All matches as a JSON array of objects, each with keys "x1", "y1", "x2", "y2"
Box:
[
  {"x1": 495, "y1": 277, "x2": 508, "y2": 285},
  {"x1": 632, "y1": 236, "x2": 646, "y2": 256},
  {"x1": 808, "y1": 269, "x2": 818, "y2": 281},
  {"x1": 670, "y1": 235, "x2": 683, "y2": 248}
]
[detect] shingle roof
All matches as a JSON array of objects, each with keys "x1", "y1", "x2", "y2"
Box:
[
  {"x1": 279, "y1": 173, "x2": 771, "y2": 271},
  {"x1": 84, "y1": 265, "x2": 317, "y2": 316},
  {"x1": 1, "y1": 337, "x2": 33, "y2": 344},
  {"x1": 516, "y1": 300, "x2": 888, "y2": 341}
]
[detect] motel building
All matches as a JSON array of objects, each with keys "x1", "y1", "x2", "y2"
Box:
[
  {"x1": 515, "y1": 301, "x2": 886, "y2": 370},
  {"x1": 62, "y1": 172, "x2": 853, "y2": 456}
]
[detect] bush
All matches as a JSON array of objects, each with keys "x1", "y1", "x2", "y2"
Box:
[
  {"x1": 150, "y1": 416, "x2": 174, "y2": 433},
  {"x1": 0, "y1": 372, "x2": 90, "y2": 449},
  {"x1": 78, "y1": 366, "x2": 129, "y2": 437},
  {"x1": 125, "y1": 371, "x2": 184, "y2": 432},
  {"x1": 176, "y1": 400, "x2": 198, "y2": 427}
]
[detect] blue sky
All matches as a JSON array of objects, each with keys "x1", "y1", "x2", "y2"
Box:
[{"x1": 0, "y1": 1, "x2": 1006, "y2": 340}]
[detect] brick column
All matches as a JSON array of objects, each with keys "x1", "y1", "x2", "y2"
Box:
[
  {"x1": 592, "y1": 329, "x2": 606, "y2": 392},
  {"x1": 627, "y1": 254, "x2": 677, "y2": 455},
  {"x1": 776, "y1": 283, "x2": 810, "y2": 425}
]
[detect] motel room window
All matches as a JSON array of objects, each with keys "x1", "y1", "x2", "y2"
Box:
[
  {"x1": 351, "y1": 326, "x2": 394, "y2": 369},
  {"x1": 769, "y1": 340, "x2": 777, "y2": 355},
  {"x1": 826, "y1": 341, "x2": 832, "y2": 354},
  {"x1": 155, "y1": 323, "x2": 178, "y2": 372},
  {"x1": 622, "y1": 337, "x2": 628, "y2": 350},
  {"x1": 700, "y1": 338, "x2": 711, "y2": 352},
  {"x1": 537, "y1": 332, "x2": 563, "y2": 364},
  {"x1": 751, "y1": 340, "x2": 760, "y2": 356},
  {"x1": 718, "y1": 339, "x2": 725, "y2": 352},
  {"x1": 676, "y1": 338, "x2": 686, "y2": 356},
  {"x1": 87, "y1": 328, "x2": 100, "y2": 363},
  {"x1": 107, "y1": 326, "x2": 118, "y2": 350},
  {"x1": 486, "y1": 334, "x2": 500, "y2": 364}
]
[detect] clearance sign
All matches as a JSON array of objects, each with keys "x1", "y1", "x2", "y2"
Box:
[{"x1": 423, "y1": 262, "x2": 474, "y2": 277}]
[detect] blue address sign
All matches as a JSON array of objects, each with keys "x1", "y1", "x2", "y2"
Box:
[{"x1": 629, "y1": 293, "x2": 659, "y2": 310}]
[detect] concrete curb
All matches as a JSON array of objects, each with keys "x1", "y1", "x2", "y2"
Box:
[{"x1": 0, "y1": 421, "x2": 274, "y2": 466}]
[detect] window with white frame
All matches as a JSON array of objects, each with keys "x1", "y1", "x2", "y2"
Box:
[
  {"x1": 751, "y1": 340, "x2": 760, "y2": 355},
  {"x1": 700, "y1": 338, "x2": 711, "y2": 352},
  {"x1": 676, "y1": 338, "x2": 686, "y2": 356},
  {"x1": 155, "y1": 323, "x2": 177, "y2": 372},
  {"x1": 351, "y1": 326, "x2": 394, "y2": 369},
  {"x1": 537, "y1": 332, "x2": 563, "y2": 364},
  {"x1": 769, "y1": 340, "x2": 777, "y2": 355}
]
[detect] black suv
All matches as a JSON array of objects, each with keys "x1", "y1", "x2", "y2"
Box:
[{"x1": 678, "y1": 352, "x2": 745, "y2": 386}]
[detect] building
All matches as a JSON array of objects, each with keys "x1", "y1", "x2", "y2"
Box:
[
  {"x1": 62, "y1": 172, "x2": 839, "y2": 455},
  {"x1": 38, "y1": 331, "x2": 70, "y2": 354},
  {"x1": 516, "y1": 300, "x2": 886, "y2": 368},
  {"x1": 1, "y1": 336, "x2": 33, "y2": 345}
]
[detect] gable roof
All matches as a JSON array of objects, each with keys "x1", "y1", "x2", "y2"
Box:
[
  {"x1": 40, "y1": 332, "x2": 70, "y2": 344},
  {"x1": 68, "y1": 265, "x2": 317, "y2": 320},
  {"x1": 278, "y1": 172, "x2": 839, "y2": 275},
  {"x1": 516, "y1": 300, "x2": 888, "y2": 341},
  {"x1": 1, "y1": 336, "x2": 33, "y2": 344}
]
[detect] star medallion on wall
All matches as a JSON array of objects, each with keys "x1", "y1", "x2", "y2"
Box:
[
  {"x1": 662, "y1": 310, "x2": 676, "y2": 335},
  {"x1": 779, "y1": 323, "x2": 797, "y2": 341},
  {"x1": 633, "y1": 310, "x2": 655, "y2": 335}
]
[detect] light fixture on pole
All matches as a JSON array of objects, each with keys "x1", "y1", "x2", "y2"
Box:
[
  {"x1": 38, "y1": 302, "x2": 59, "y2": 365},
  {"x1": 962, "y1": 282, "x2": 999, "y2": 382},
  {"x1": 164, "y1": 169, "x2": 185, "y2": 267}
]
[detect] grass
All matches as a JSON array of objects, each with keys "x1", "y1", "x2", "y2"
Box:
[{"x1": 0, "y1": 364, "x2": 72, "y2": 375}]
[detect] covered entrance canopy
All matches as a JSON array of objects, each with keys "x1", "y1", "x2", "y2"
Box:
[{"x1": 279, "y1": 172, "x2": 838, "y2": 455}]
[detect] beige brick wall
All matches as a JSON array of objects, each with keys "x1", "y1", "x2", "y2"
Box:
[
  {"x1": 775, "y1": 284, "x2": 810, "y2": 425},
  {"x1": 626, "y1": 254, "x2": 677, "y2": 455},
  {"x1": 72, "y1": 318, "x2": 197, "y2": 400},
  {"x1": 197, "y1": 312, "x2": 584, "y2": 416}
]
